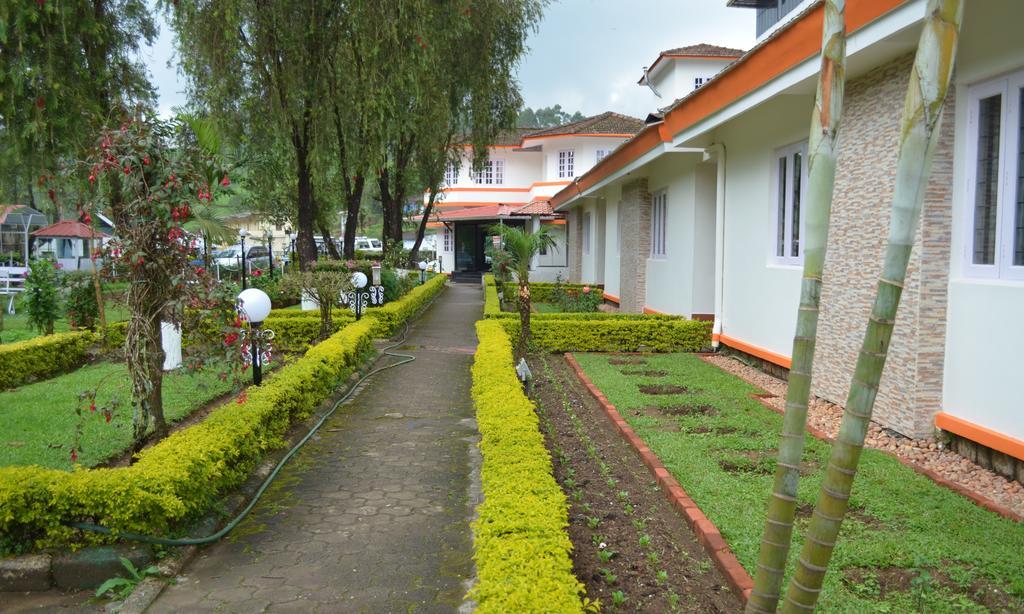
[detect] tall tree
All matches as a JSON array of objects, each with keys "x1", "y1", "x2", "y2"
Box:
[
  {"x1": 0, "y1": 0, "x2": 156, "y2": 210},
  {"x1": 517, "y1": 104, "x2": 585, "y2": 128},
  {"x1": 164, "y1": 0, "x2": 332, "y2": 269},
  {"x1": 781, "y1": 2, "x2": 963, "y2": 611},
  {"x1": 747, "y1": 2, "x2": 848, "y2": 611}
]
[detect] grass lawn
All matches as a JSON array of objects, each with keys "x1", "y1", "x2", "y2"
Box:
[
  {"x1": 533, "y1": 302, "x2": 563, "y2": 313},
  {"x1": 576, "y1": 352, "x2": 1024, "y2": 612},
  {"x1": 0, "y1": 301, "x2": 130, "y2": 345},
  {"x1": 0, "y1": 361, "x2": 234, "y2": 471}
]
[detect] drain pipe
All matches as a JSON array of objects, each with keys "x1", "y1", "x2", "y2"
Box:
[{"x1": 704, "y1": 143, "x2": 726, "y2": 349}]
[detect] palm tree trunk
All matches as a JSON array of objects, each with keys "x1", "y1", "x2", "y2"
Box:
[
  {"x1": 517, "y1": 280, "x2": 531, "y2": 357},
  {"x1": 747, "y1": 2, "x2": 848, "y2": 611},
  {"x1": 781, "y1": 2, "x2": 963, "y2": 611}
]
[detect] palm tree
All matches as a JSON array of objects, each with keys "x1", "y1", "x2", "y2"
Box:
[
  {"x1": 490, "y1": 224, "x2": 556, "y2": 356},
  {"x1": 782, "y1": 2, "x2": 963, "y2": 611},
  {"x1": 748, "y1": 2, "x2": 848, "y2": 611}
]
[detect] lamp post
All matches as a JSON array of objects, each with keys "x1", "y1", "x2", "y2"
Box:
[
  {"x1": 238, "y1": 228, "x2": 248, "y2": 289},
  {"x1": 371, "y1": 262, "x2": 382, "y2": 286},
  {"x1": 418, "y1": 260, "x2": 427, "y2": 284},
  {"x1": 264, "y1": 228, "x2": 274, "y2": 277},
  {"x1": 351, "y1": 271, "x2": 368, "y2": 320},
  {"x1": 237, "y1": 288, "x2": 272, "y2": 386}
]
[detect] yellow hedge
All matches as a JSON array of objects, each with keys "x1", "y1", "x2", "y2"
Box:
[
  {"x1": 0, "y1": 319, "x2": 377, "y2": 551},
  {"x1": 0, "y1": 331, "x2": 96, "y2": 390},
  {"x1": 470, "y1": 320, "x2": 583, "y2": 613},
  {"x1": 262, "y1": 314, "x2": 353, "y2": 353},
  {"x1": 365, "y1": 273, "x2": 447, "y2": 337}
]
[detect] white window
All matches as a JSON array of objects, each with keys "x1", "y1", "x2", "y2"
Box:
[
  {"x1": 444, "y1": 163, "x2": 458, "y2": 186},
  {"x1": 651, "y1": 190, "x2": 667, "y2": 258},
  {"x1": 443, "y1": 226, "x2": 452, "y2": 252},
  {"x1": 596, "y1": 149, "x2": 612, "y2": 163},
  {"x1": 558, "y1": 150, "x2": 575, "y2": 178},
  {"x1": 582, "y1": 211, "x2": 591, "y2": 256},
  {"x1": 694, "y1": 77, "x2": 707, "y2": 89},
  {"x1": 772, "y1": 141, "x2": 808, "y2": 265},
  {"x1": 473, "y1": 159, "x2": 504, "y2": 185},
  {"x1": 964, "y1": 69, "x2": 1024, "y2": 280}
]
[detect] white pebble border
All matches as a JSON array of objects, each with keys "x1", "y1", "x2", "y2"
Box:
[{"x1": 703, "y1": 355, "x2": 1024, "y2": 519}]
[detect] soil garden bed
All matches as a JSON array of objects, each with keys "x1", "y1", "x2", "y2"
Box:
[{"x1": 528, "y1": 353, "x2": 739, "y2": 612}]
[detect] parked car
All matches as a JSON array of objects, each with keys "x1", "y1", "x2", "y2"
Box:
[
  {"x1": 213, "y1": 244, "x2": 270, "y2": 269},
  {"x1": 354, "y1": 236, "x2": 383, "y2": 254}
]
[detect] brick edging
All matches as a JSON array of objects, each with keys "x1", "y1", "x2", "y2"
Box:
[
  {"x1": 563, "y1": 353, "x2": 753, "y2": 603},
  {"x1": 701, "y1": 356, "x2": 1024, "y2": 524}
]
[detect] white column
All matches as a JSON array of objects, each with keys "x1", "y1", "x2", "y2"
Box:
[{"x1": 161, "y1": 322, "x2": 182, "y2": 370}]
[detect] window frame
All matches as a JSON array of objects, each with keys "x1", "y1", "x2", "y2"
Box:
[
  {"x1": 443, "y1": 163, "x2": 458, "y2": 186},
  {"x1": 558, "y1": 150, "x2": 575, "y2": 179},
  {"x1": 443, "y1": 226, "x2": 452, "y2": 252},
  {"x1": 472, "y1": 158, "x2": 504, "y2": 185},
  {"x1": 650, "y1": 189, "x2": 668, "y2": 259},
  {"x1": 963, "y1": 69, "x2": 1024, "y2": 281},
  {"x1": 770, "y1": 140, "x2": 808, "y2": 266},
  {"x1": 694, "y1": 77, "x2": 706, "y2": 89},
  {"x1": 596, "y1": 149, "x2": 611, "y2": 163}
]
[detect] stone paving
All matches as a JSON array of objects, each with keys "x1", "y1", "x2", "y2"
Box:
[{"x1": 148, "y1": 282, "x2": 482, "y2": 613}]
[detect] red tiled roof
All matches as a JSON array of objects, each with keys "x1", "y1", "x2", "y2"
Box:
[
  {"x1": 524, "y1": 112, "x2": 645, "y2": 139},
  {"x1": 512, "y1": 201, "x2": 555, "y2": 216},
  {"x1": 660, "y1": 43, "x2": 745, "y2": 58},
  {"x1": 31, "y1": 220, "x2": 109, "y2": 239},
  {"x1": 435, "y1": 205, "x2": 515, "y2": 222}
]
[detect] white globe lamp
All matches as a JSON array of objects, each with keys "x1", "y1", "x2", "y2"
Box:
[
  {"x1": 352, "y1": 271, "x2": 368, "y2": 289},
  {"x1": 237, "y1": 288, "x2": 272, "y2": 324}
]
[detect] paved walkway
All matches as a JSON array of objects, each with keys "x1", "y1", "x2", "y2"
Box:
[{"x1": 150, "y1": 283, "x2": 482, "y2": 613}]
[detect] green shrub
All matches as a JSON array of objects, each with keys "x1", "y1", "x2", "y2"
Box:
[
  {"x1": 63, "y1": 272, "x2": 100, "y2": 329},
  {"x1": 470, "y1": 320, "x2": 583, "y2": 613},
  {"x1": 501, "y1": 280, "x2": 604, "y2": 304},
  {"x1": 262, "y1": 314, "x2": 353, "y2": 353},
  {"x1": 365, "y1": 273, "x2": 447, "y2": 338},
  {"x1": 0, "y1": 331, "x2": 96, "y2": 390},
  {"x1": 0, "y1": 318, "x2": 378, "y2": 551},
  {"x1": 24, "y1": 259, "x2": 62, "y2": 335},
  {"x1": 498, "y1": 318, "x2": 711, "y2": 352}
]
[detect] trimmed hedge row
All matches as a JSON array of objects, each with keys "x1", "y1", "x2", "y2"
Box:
[
  {"x1": 471, "y1": 320, "x2": 583, "y2": 613},
  {"x1": 364, "y1": 273, "x2": 447, "y2": 337},
  {"x1": 262, "y1": 314, "x2": 353, "y2": 353},
  {"x1": 0, "y1": 279, "x2": 449, "y2": 551},
  {"x1": 498, "y1": 318, "x2": 711, "y2": 352},
  {"x1": 500, "y1": 281, "x2": 603, "y2": 304},
  {"x1": 485, "y1": 275, "x2": 676, "y2": 320},
  {"x1": 0, "y1": 331, "x2": 96, "y2": 390}
]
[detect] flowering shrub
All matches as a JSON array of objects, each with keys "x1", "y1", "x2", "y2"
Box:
[
  {"x1": 23, "y1": 258, "x2": 61, "y2": 335},
  {"x1": 63, "y1": 271, "x2": 100, "y2": 330},
  {"x1": 551, "y1": 276, "x2": 601, "y2": 313}
]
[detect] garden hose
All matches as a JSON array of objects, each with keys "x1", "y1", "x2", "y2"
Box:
[{"x1": 64, "y1": 324, "x2": 418, "y2": 547}]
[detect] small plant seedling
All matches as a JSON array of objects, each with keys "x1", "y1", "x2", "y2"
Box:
[
  {"x1": 597, "y1": 549, "x2": 616, "y2": 564},
  {"x1": 581, "y1": 502, "x2": 593, "y2": 514},
  {"x1": 94, "y1": 557, "x2": 160, "y2": 600},
  {"x1": 592, "y1": 534, "x2": 607, "y2": 547},
  {"x1": 668, "y1": 592, "x2": 680, "y2": 608},
  {"x1": 563, "y1": 477, "x2": 577, "y2": 490},
  {"x1": 639, "y1": 534, "x2": 652, "y2": 548},
  {"x1": 656, "y1": 570, "x2": 669, "y2": 585},
  {"x1": 697, "y1": 559, "x2": 712, "y2": 573},
  {"x1": 600, "y1": 568, "x2": 618, "y2": 584},
  {"x1": 646, "y1": 551, "x2": 660, "y2": 564},
  {"x1": 582, "y1": 597, "x2": 602, "y2": 613},
  {"x1": 623, "y1": 503, "x2": 634, "y2": 516},
  {"x1": 565, "y1": 467, "x2": 576, "y2": 480},
  {"x1": 617, "y1": 490, "x2": 630, "y2": 502},
  {"x1": 611, "y1": 590, "x2": 627, "y2": 608},
  {"x1": 606, "y1": 477, "x2": 618, "y2": 488},
  {"x1": 587, "y1": 516, "x2": 602, "y2": 529},
  {"x1": 572, "y1": 490, "x2": 584, "y2": 502},
  {"x1": 632, "y1": 518, "x2": 647, "y2": 531}
]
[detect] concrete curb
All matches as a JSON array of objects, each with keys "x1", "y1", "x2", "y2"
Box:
[{"x1": 563, "y1": 353, "x2": 754, "y2": 603}]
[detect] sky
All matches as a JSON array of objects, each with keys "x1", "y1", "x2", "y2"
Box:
[{"x1": 143, "y1": 1, "x2": 756, "y2": 121}]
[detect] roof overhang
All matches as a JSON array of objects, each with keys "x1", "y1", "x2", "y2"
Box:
[{"x1": 726, "y1": 0, "x2": 777, "y2": 8}]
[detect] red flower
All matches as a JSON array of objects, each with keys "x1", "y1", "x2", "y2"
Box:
[
  {"x1": 89, "y1": 402, "x2": 96, "y2": 413},
  {"x1": 196, "y1": 266, "x2": 205, "y2": 276},
  {"x1": 36, "y1": 96, "x2": 45, "y2": 109},
  {"x1": 105, "y1": 411, "x2": 112, "y2": 423},
  {"x1": 70, "y1": 450, "x2": 78, "y2": 462},
  {"x1": 220, "y1": 175, "x2": 230, "y2": 187},
  {"x1": 53, "y1": 261, "x2": 63, "y2": 270},
  {"x1": 88, "y1": 174, "x2": 96, "y2": 184},
  {"x1": 224, "y1": 332, "x2": 239, "y2": 345},
  {"x1": 82, "y1": 212, "x2": 92, "y2": 225},
  {"x1": 252, "y1": 268, "x2": 262, "y2": 277},
  {"x1": 143, "y1": 156, "x2": 150, "y2": 166},
  {"x1": 123, "y1": 165, "x2": 131, "y2": 175},
  {"x1": 236, "y1": 390, "x2": 248, "y2": 404},
  {"x1": 582, "y1": 286, "x2": 591, "y2": 294}
]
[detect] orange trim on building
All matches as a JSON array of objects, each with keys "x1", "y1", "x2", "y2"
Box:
[
  {"x1": 712, "y1": 332, "x2": 721, "y2": 342},
  {"x1": 531, "y1": 180, "x2": 571, "y2": 188},
  {"x1": 643, "y1": 306, "x2": 667, "y2": 315},
  {"x1": 935, "y1": 413, "x2": 1024, "y2": 463},
  {"x1": 551, "y1": 0, "x2": 907, "y2": 210},
  {"x1": 543, "y1": 219, "x2": 567, "y2": 225},
  {"x1": 602, "y1": 292, "x2": 620, "y2": 304},
  {"x1": 718, "y1": 334, "x2": 791, "y2": 369},
  {"x1": 441, "y1": 186, "x2": 531, "y2": 193},
  {"x1": 434, "y1": 201, "x2": 505, "y2": 209},
  {"x1": 523, "y1": 133, "x2": 637, "y2": 142}
]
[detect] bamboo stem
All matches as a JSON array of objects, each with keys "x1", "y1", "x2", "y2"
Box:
[
  {"x1": 746, "y1": 2, "x2": 847, "y2": 611},
  {"x1": 781, "y1": 2, "x2": 963, "y2": 611}
]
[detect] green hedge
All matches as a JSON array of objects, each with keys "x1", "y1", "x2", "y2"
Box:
[
  {"x1": 0, "y1": 331, "x2": 96, "y2": 390},
  {"x1": 364, "y1": 273, "x2": 447, "y2": 337},
  {"x1": 263, "y1": 314, "x2": 353, "y2": 353},
  {"x1": 498, "y1": 318, "x2": 711, "y2": 352},
  {"x1": 501, "y1": 281, "x2": 603, "y2": 304},
  {"x1": 471, "y1": 320, "x2": 583, "y2": 613},
  {"x1": 0, "y1": 319, "x2": 378, "y2": 551}
]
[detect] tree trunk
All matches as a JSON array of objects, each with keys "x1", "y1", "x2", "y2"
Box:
[
  {"x1": 517, "y1": 281, "x2": 531, "y2": 357},
  {"x1": 747, "y1": 2, "x2": 848, "y2": 611},
  {"x1": 318, "y1": 220, "x2": 342, "y2": 260},
  {"x1": 295, "y1": 141, "x2": 317, "y2": 270},
  {"x1": 409, "y1": 188, "x2": 438, "y2": 264},
  {"x1": 343, "y1": 199, "x2": 361, "y2": 259},
  {"x1": 781, "y1": 2, "x2": 963, "y2": 611}
]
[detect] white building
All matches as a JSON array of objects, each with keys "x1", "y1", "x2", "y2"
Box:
[
  {"x1": 639, "y1": 43, "x2": 744, "y2": 107},
  {"x1": 553, "y1": 1, "x2": 1024, "y2": 480},
  {"x1": 431, "y1": 113, "x2": 644, "y2": 281}
]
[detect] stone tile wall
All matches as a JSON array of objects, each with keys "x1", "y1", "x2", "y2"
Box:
[
  {"x1": 618, "y1": 178, "x2": 651, "y2": 313},
  {"x1": 812, "y1": 53, "x2": 954, "y2": 438},
  {"x1": 568, "y1": 208, "x2": 582, "y2": 283}
]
